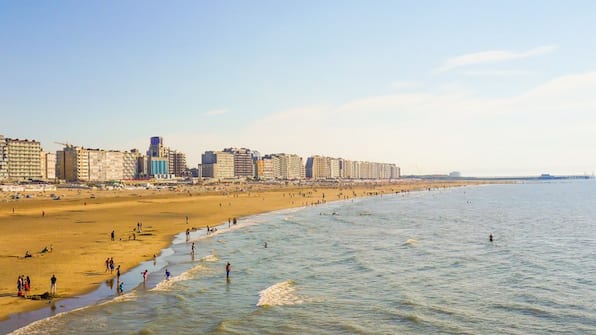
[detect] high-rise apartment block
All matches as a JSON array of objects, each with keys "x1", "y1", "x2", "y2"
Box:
[
  {"x1": 56, "y1": 145, "x2": 142, "y2": 182},
  {"x1": 0, "y1": 136, "x2": 8, "y2": 180},
  {"x1": 276, "y1": 153, "x2": 304, "y2": 180},
  {"x1": 40, "y1": 150, "x2": 56, "y2": 181},
  {"x1": 123, "y1": 150, "x2": 141, "y2": 180},
  {"x1": 5, "y1": 138, "x2": 42, "y2": 181},
  {"x1": 201, "y1": 151, "x2": 234, "y2": 179},
  {"x1": 254, "y1": 153, "x2": 304, "y2": 180},
  {"x1": 256, "y1": 155, "x2": 278, "y2": 180},
  {"x1": 223, "y1": 148, "x2": 255, "y2": 178},
  {"x1": 306, "y1": 155, "x2": 399, "y2": 180},
  {"x1": 168, "y1": 149, "x2": 187, "y2": 177},
  {"x1": 305, "y1": 155, "x2": 330, "y2": 179}
]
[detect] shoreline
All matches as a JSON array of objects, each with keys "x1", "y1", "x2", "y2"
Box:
[{"x1": 0, "y1": 180, "x2": 494, "y2": 333}]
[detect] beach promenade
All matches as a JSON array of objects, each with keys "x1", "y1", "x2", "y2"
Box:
[{"x1": 0, "y1": 180, "x2": 481, "y2": 321}]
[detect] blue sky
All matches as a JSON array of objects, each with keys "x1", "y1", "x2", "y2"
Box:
[{"x1": 1, "y1": 1, "x2": 595, "y2": 176}]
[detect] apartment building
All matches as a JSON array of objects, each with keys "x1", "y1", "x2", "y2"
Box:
[
  {"x1": 6, "y1": 138, "x2": 42, "y2": 181},
  {"x1": 57, "y1": 146, "x2": 143, "y2": 182},
  {"x1": 305, "y1": 155, "x2": 330, "y2": 179},
  {"x1": 0, "y1": 136, "x2": 7, "y2": 180},
  {"x1": 257, "y1": 155, "x2": 279, "y2": 180},
  {"x1": 329, "y1": 158, "x2": 341, "y2": 178},
  {"x1": 40, "y1": 150, "x2": 56, "y2": 181},
  {"x1": 277, "y1": 153, "x2": 304, "y2": 180},
  {"x1": 168, "y1": 149, "x2": 187, "y2": 177},
  {"x1": 223, "y1": 148, "x2": 255, "y2": 178},
  {"x1": 306, "y1": 155, "x2": 399, "y2": 180},
  {"x1": 123, "y1": 150, "x2": 140, "y2": 180},
  {"x1": 201, "y1": 151, "x2": 234, "y2": 179}
]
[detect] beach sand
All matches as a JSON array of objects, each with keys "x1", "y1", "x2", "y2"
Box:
[{"x1": 0, "y1": 180, "x2": 483, "y2": 322}]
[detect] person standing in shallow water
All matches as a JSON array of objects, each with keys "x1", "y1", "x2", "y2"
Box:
[
  {"x1": 50, "y1": 274, "x2": 57, "y2": 297},
  {"x1": 489, "y1": 234, "x2": 493, "y2": 242},
  {"x1": 226, "y1": 262, "x2": 231, "y2": 279}
]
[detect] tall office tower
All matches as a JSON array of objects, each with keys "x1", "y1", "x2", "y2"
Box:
[
  {"x1": 148, "y1": 136, "x2": 168, "y2": 158},
  {"x1": 0, "y1": 136, "x2": 7, "y2": 180},
  {"x1": 147, "y1": 137, "x2": 169, "y2": 177},
  {"x1": 6, "y1": 138, "x2": 42, "y2": 181},
  {"x1": 223, "y1": 148, "x2": 255, "y2": 178},
  {"x1": 201, "y1": 151, "x2": 234, "y2": 179}
]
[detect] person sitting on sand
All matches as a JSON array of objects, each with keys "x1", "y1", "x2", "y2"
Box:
[
  {"x1": 24, "y1": 251, "x2": 32, "y2": 258},
  {"x1": 41, "y1": 246, "x2": 49, "y2": 253}
]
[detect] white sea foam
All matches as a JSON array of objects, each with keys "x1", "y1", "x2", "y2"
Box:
[
  {"x1": 200, "y1": 253, "x2": 219, "y2": 262},
  {"x1": 9, "y1": 290, "x2": 139, "y2": 335},
  {"x1": 151, "y1": 264, "x2": 206, "y2": 292},
  {"x1": 109, "y1": 291, "x2": 138, "y2": 303},
  {"x1": 256, "y1": 280, "x2": 304, "y2": 307}
]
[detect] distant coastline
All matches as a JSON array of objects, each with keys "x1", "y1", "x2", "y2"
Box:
[{"x1": 402, "y1": 174, "x2": 594, "y2": 181}]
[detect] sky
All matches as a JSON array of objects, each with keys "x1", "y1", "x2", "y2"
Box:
[{"x1": 1, "y1": 0, "x2": 596, "y2": 177}]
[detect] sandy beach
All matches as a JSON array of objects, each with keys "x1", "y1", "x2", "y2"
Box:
[{"x1": 0, "y1": 180, "x2": 484, "y2": 322}]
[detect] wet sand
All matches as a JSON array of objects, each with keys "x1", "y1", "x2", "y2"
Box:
[{"x1": 0, "y1": 180, "x2": 485, "y2": 323}]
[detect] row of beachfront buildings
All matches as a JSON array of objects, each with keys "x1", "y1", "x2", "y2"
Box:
[{"x1": 0, "y1": 135, "x2": 400, "y2": 183}]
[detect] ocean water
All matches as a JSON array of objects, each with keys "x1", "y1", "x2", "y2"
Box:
[{"x1": 4, "y1": 181, "x2": 595, "y2": 335}]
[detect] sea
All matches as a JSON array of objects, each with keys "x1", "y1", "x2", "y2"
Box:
[{"x1": 3, "y1": 180, "x2": 595, "y2": 334}]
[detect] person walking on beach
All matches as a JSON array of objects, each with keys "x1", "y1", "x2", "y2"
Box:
[
  {"x1": 109, "y1": 257, "x2": 115, "y2": 274},
  {"x1": 25, "y1": 276, "x2": 31, "y2": 298},
  {"x1": 116, "y1": 265, "x2": 121, "y2": 281},
  {"x1": 50, "y1": 274, "x2": 57, "y2": 297},
  {"x1": 105, "y1": 257, "x2": 110, "y2": 272},
  {"x1": 110, "y1": 230, "x2": 115, "y2": 241},
  {"x1": 226, "y1": 262, "x2": 231, "y2": 279},
  {"x1": 17, "y1": 276, "x2": 23, "y2": 297}
]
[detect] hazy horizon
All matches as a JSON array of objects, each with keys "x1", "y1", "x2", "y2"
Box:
[{"x1": 2, "y1": 1, "x2": 595, "y2": 177}]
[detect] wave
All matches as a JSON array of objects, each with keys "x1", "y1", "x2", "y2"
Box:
[
  {"x1": 151, "y1": 260, "x2": 211, "y2": 292},
  {"x1": 109, "y1": 291, "x2": 138, "y2": 303},
  {"x1": 256, "y1": 280, "x2": 304, "y2": 307},
  {"x1": 200, "y1": 252, "x2": 219, "y2": 263},
  {"x1": 404, "y1": 238, "x2": 418, "y2": 245}
]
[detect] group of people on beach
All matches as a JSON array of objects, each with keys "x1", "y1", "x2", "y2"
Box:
[
  {"x1": 16, "y1": 274, "x2": 56, "y2": 298},
  {"x1": 16, "y1": 275, "x2": 31, "y2": 298},
  {"x1": 105, "y1": 257, "x2": 116, "y2": 274}
]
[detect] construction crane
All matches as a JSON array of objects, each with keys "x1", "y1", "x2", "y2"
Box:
[{"x1": 54, "y1": 141, "x2": 74, "y2": 148}]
